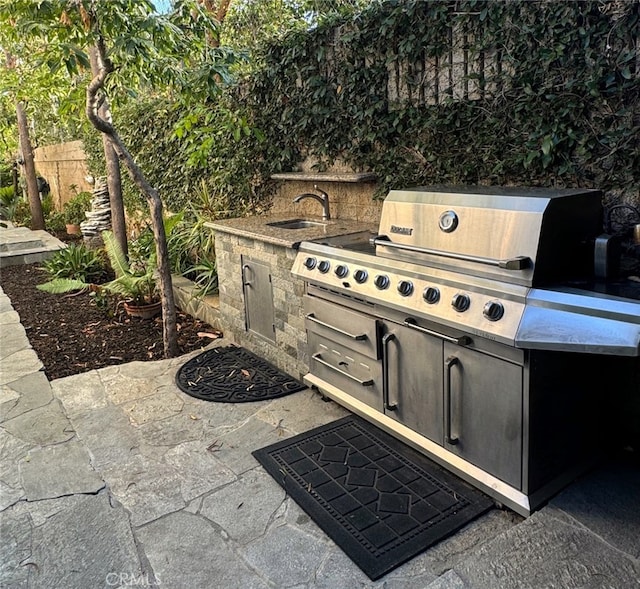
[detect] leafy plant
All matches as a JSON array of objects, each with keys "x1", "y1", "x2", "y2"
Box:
[
  {"x1": 0, "y1": 185, "x2": 19, "y2": 221},
  {"x1": 41, "y1": 243, "x2": 107, "y2": 283},
  {"x1": 189, "y1": 258, "x2": 219, "y2": 297},
  {"x1": 38, "y1": 230, "x2": 158, "y2": 306},
  {"x1": 102, "y1": 230, "x2": 158, "y2": 306},
  {"x1": 63, "y1": 191, "x2": 92, "y2": 225},
  {"x1": 12, "y1": 200, "x2": 31, "y2": 226},
  {"x1": 45, "y1": 210, "x2": 66, "y2": 233}
]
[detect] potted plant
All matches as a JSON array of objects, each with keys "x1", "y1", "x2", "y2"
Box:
[
  {"x1": 63, "y1": 191, "x2": 92, "y2": 235},
  {"x1": 102, "y1": 230, "x2": 161, "y2": 318}
]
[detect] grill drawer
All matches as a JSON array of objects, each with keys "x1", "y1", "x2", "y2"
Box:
[
  {"x1": 308, "y1": 332, "x2": 382, "y2": 411},
  {"x1": 304, "y1": 295, "x2": 379, "y2": 359}
]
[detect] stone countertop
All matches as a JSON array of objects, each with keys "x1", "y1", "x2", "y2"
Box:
[{"x1": 204, "y1": 215, "x2": 376, "y2": 249}]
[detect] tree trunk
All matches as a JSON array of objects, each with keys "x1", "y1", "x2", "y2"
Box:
[
  {"x1": 109, "y1": 132, "x2": 178, "y2": 357},
  {"x1": 16, "y1": 101, "x2": 45, "y2": 230},
  {"x1": 86, "y1": 40, "x2": 178, "y2": 358},
  {"x1": 103, "y1": 138, "x2": 127, "y2": 255},
  {"x1": 12, "y1": 161, "x2": 18, "y2": 200},
  {"x1": 90, "y1": 46, "x2": 127, "y2": 256}
]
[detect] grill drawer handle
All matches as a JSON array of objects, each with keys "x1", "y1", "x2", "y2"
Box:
[
  {"x1": 381, "y1": 332, "x2": 397, "y2": 411},
  {"x1": 305, "y1": 313, "x2": 368, "y2": 341},
  {"x1": 403, "y1": 318, "x2": 471, "y2": 346},
  {"x1": 312, "y1": 353, "x2": 374, "y2": 387},
  {"x1": 371, "y1": 235, "x2": 530, "y2": 270},
  {"x1": 444, "y1": 355, "x2": 459, "y2": 445}
]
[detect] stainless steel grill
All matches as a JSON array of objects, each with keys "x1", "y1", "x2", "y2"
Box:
[{"x1": 292, "y1": 186, "x2": 640, "y2": 516}]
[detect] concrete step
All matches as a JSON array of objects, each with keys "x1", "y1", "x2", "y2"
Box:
[{"x1": 0, "y1": 227, "x2": 66, "y2": 268}]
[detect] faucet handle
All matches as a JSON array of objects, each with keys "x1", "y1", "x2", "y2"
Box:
[{"x1": 314, "y1": 184, "x2": 328, "y2": 198}]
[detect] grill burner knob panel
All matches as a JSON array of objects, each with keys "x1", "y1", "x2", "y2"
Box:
[
  {"x1": 397, "y1": 280, "x2": 414, "y2": 297},
  {"x1": 374, "y1": 274, "x2": 390, "y2": 290},
  {"x1": 483, "y1": 300, "x2": 505, "y2": 321},
  {"x1": 303, "y1": 257, "x2": 317, "y2": 270},
  {"x1": 354, "y1": 269, "x2": 368, "y2": 284},
  {"x1": 318, "y1": 260, "x2": 331, "y2": 274},
  {"x1": 423, "y1": 286, "x2": 440, "y2": 304},
  {"x1": 334, "y1": 264, "x2": 349, "y2": 278},
  {"x1": 452, "y1": 293, "x2": 471, "y2": 312}
]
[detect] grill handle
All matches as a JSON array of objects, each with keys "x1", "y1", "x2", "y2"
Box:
[
  {"x1": 403, "y1": 318, "x2": 471, "y2": 346},
  {"x1": 444, "y1": 355, "x2": 459, "y2": 445},
  {"x1": 381, "y1": 332, "x2": 397, "y2": 411},
  {"x1": 370, "y1": 235, "x2": 530, "y2": 270},
  {"x1": 312, "y1": 353, "x2": 374, "y2": 386},
  {"x1": 305, "y1": 313, "x2": 368, "y2": 341}
]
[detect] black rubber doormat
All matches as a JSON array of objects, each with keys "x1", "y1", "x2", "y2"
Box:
[
  {"x1": 252, "y1": 415, "x2": 493, "y2": 580},
  {"x1": 175, "y1": 345, "x2": 305, "y2": 402}
]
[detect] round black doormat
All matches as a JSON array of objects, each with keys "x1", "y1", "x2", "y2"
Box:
[{"x1": 175, "y1": 345, "x2": 306, "y2": 402}]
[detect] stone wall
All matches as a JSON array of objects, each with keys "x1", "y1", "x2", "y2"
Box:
[
  {"x1": 268, "y1": 156, "x2": 383, "y2": 225},
  {"x1": 214, "y1": 232, "x2": 308, "y2": 380},
  {"x1": 33, "y1": 141, "x2": 93, "y2": 211}
]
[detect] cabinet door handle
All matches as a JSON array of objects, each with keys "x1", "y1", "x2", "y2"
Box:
[
  {"x1": 382, "y1": 332, "x2": 397, "y2": 411},
  {"x1": 403, "y1": 318, "x2": 471, "y2": 346},
  {"x1": 312, "y1": 353, "x2": 374, "y2": 386},
  {"x1": 306, "y1": 313, "x2": 368, "y2": 341},
  {"x1": 444, "y1": 355, "x2": 459, "y2": 445},
  {"x1": 242, "y1": 264, "x2": 252, "y2": 287}
]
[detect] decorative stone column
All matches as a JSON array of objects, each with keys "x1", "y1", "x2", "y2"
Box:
[{"x1": 81, "y1": 178, "x2": 111, "y2": 247}]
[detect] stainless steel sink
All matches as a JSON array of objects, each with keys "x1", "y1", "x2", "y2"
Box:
[{"x1": 267, "y1": 218, "x2": 326, "y2": 230}]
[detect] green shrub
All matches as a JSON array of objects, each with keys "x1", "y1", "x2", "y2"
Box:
[
  {"x1": 63, "y1": 191, "x2": 92, "y2": 225},
  {"x1": 46, "y1": 210, "x2": 66, "y2": 233},
  {"x1": 0, "y1": 186, "x2": 20, "y2": 221},
  {"x1": 12, "y1": 200, "x2": 31, "y2": 226},
  {"x1": 41, "y1": 243, "x2": 107, "y2": 283}
]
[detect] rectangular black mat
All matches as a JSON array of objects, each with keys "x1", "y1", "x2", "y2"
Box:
[{"x1": 252, "y1": 415, "x2": 494, "y2": 580}]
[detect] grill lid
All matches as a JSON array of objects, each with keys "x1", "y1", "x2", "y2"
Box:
[{"x1": 374, "y1": 186, "x2": 603, "y2": 286}]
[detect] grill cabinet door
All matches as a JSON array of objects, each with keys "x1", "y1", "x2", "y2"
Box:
[
  {"x1": 383, "y1": 322, "x2": 444, "y2": 444},
  {"x1": 241, "y1": 258, "x2": 275, "y2": 342},
  {"x1": 443, "y1": 343, "x2": 523, "y2": 488}
]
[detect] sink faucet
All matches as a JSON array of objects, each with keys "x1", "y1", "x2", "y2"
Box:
[{"x1": 293, "y1": 185, "x2": 331, "y2": 221}]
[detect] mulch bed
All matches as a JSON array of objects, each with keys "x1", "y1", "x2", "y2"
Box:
[{"x1": 0, "y1": 263, "x2": 221, "y2": 380}]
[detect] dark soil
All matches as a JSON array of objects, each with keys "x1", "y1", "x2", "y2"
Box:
[{"x1": 0, "y1": 263, "x2": 221, "y2": 380}]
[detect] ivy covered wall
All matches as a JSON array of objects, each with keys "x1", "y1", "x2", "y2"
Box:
[
  {"x1": 248, "y1": 0, "x2": 639, "y2": 203},
  {"x1": 83, "y1": 0, "x2": 639, "y2": 216}
]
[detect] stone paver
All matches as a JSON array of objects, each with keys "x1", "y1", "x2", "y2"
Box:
[
  {"x1": 137, "y1": 510, "x2": 270, "y2": 589},
  {"x1": 28, "y1": 493, "x2": 144, "y2": 589},
  {"x1": 19, "y1": 440, "x2": 104, "y2": 501},
  {"x1": 200, "y1": 468, "x2": 286, "y2": 544},
  {"x1": 0, "y1": 350, "x2": 43, "y2": 386},
  {"x1": 452, "y1": 509, "x2": 640, "y2": 589},
  {"x1": 0, "y1": 371, "x2": 53, "y2": 422},
  {"x1": 1, "y1": 239, "x2": 639, "y2": 589}
]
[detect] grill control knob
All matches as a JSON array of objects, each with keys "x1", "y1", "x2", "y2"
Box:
[
  {"x1": 303, "y1": 256, "x2": 317, "y2": 270},
  {"x1": 483, "y1": 300, "x2": 505, "y2": 321},
  {"x1": 451, "y1": 293, "x2": 470, "y2": 312},
  {"x1": 397, "y1": 280, "x2": 414, "y2": 297},
  {"x1": 334, "y1": 264, "x2": 349, "y2": 278},
  {"x1": 374, "y1": 274, "x2": 390, "y2": 290},
  {"x1": 318, "y1": 260, "x2": 331, "y2": 274},
  {"x1": 423, "y1": 286, "x2": 440, "y2": 304},
  {"x1": 354, "y1": 269, "x2": 368, "y2": 284}
]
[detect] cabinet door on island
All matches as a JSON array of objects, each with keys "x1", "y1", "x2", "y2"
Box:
[{"x1": 241, "y1": 257, "x2": 276, "y2": 342}]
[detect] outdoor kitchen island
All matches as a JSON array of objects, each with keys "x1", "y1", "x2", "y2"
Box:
[{"x1": 204, "y1": 215, "x2": 374, "y2": 380}]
